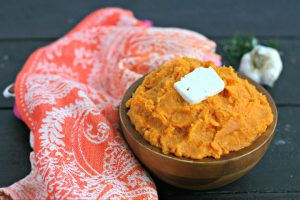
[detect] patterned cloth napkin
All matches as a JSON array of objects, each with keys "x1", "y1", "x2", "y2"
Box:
[{"x1": 0, "y1": 8, "x2": 220, "y2": 199}]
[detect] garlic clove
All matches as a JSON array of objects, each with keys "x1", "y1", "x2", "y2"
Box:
[
  {"x1": 239, "y1": 53, "x2": 261, "y2": 83},
  {"x1": 239, "y1": 45, "x2": 282, "y2": 87}
]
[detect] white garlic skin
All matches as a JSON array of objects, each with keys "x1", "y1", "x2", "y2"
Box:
[{"x1": 239, "y1": 45, "x2": 283, "y2": 87}]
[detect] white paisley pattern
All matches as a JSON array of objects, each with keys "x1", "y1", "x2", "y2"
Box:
[
  {"x1": 0, "y1": 7, "x2": 219, "y2": 199},
  {"x1": 25, "y1": 75, "x2": 77, "y2": 113},
  {"x1": 36, "y1": 97, "x2": 156, "y2": 199}
]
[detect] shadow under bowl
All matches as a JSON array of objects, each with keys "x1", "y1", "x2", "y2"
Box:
[{"x1": 119, "y1": 74, "x2": 277, "y2": 190}]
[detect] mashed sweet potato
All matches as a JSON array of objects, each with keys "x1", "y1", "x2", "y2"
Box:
[{"x1": 126, "y1": 58, "x2": 273, "y2": 159}]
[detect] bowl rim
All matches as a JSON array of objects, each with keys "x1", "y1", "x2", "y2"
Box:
[{"x1": 119, "y1": 73, "x2": 278, "y2": 164}]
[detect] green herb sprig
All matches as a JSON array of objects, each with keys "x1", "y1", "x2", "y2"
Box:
[{"x1": 222, "y1": 35, "x2": 281, "y2": 66}]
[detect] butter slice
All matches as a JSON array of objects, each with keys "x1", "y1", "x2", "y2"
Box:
[{"x1": 174, "y1": 67, "x2": 225, "y2": 105}]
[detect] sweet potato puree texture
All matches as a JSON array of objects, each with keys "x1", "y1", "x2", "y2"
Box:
[{"x1": 126, "y1": 58, "x2": 274, "y2": 159}]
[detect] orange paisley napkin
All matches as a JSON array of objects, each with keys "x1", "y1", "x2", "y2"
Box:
[{"x1": 0, "y1": 7, "x2": 220, "y2": 199}]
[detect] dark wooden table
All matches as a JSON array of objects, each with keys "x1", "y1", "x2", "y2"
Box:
[{"x1": 0, "y1": 0, "x2": 299, "y2": 199}]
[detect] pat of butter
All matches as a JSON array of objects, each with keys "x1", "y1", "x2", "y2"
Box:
[{"x1": 174, "y1": 67, "x2": 225, "y2": 104}]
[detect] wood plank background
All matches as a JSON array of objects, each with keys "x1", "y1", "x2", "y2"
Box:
[
  {"x1": 0, "y1": 0, "x2": 299, "y2": 199},
  {"x1": 1, "y1": 0, "x2": 300, "y2": 39}
]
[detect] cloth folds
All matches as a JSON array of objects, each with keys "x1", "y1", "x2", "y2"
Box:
[{"x1": 0, "y1": 7, "x2": 220, "y2": 199}]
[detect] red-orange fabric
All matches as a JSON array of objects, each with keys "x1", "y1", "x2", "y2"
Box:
[{"x1": 0, "y1": 8, "x2": 220, "y2": 199}]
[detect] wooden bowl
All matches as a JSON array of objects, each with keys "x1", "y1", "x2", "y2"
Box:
[{"x1": 119, "y1": 74, "x2": 277, "y2": 190}]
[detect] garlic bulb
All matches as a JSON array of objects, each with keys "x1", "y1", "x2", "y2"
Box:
[{"x1": 239, "y1": 45, "x2": 282, "y2": 87}]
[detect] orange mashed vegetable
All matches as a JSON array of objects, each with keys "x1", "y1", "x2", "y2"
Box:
[{"x1": 126, "y1": 58, "x2": 273, "y2": 159}]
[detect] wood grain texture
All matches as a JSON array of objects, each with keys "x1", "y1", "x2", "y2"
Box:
[{"x1": 0, "y1": 0, "x2": 299, "y2": 39}]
